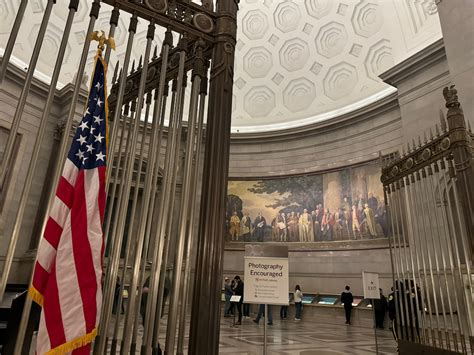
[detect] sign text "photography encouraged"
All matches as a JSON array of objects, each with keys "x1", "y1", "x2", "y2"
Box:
[{"x1": 248, "y1": 262, "x2": 284, "y2": 278}]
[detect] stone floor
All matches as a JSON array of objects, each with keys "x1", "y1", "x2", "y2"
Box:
[
  {"x1": 192, "y1": 316, "x2": 397, "y2": 355},
  {"x1": 103, "y1": 313, "x2": 397, "y2": 354},
  {"x1": 29, "y1": 313, "x2": 398, "y2": 354}
]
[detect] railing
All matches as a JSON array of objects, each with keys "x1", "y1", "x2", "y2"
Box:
[{"x1": 381, "y1": 85, "x2": 474, "y2": 354}]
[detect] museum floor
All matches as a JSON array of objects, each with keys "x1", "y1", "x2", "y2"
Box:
[
  {"x1": 27, "y1": 312, "x2": 397, "y2": 354},
  {"x1": 99, "y1": 314, "x2": 398, "y2": 354}
]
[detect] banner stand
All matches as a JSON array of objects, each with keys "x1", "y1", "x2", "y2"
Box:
[
  {"x1": 363, "y1": 271, "x2": 380, "y2": 355},
  {"x1": 244, "y1": 245, "x2": 289, "y2": 355},
  {"x1": 264, "y1": 304, "x2": 268, "y2": 355}
]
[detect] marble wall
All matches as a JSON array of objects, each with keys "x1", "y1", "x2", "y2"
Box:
[
  {"x1": 223, "y1": 244, "x2": 393, "y2": 297},
  {"x1": 437, "y1": 0, "x2": 474, "y2": 126}
]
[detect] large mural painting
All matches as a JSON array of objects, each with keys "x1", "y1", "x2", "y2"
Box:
[{"x1": 226, "y1": 160, "x2": 388, "y2": 243}]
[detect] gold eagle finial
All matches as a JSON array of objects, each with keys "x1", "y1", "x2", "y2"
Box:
[{"x1": 90, "y1": 30, "x2": 116, "y2": 55}]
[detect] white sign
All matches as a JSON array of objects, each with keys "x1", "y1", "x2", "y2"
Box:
[
  {"x1": 244, "y1": 256, "x2": 289, "y2": 305},
  {"x1": 362, "y1": 271, "x2": 380, "y2": 299},
  {"x1": 230, "y1": 295, "x2": 241, "y2": 303}
]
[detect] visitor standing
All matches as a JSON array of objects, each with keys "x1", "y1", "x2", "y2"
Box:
[
  {"x1": 280, "y1": 305, "x2": 288, "y2": 319},
  {"x1": 233, "y1": 275, "x2": 244, "y2": 325},
  {"x1": 253, "y1": 304, "x2": 273, "y2": 325},
  {"x1": 224, "y1": 277, "x2": 233, "y2": 317},
  {"x1": 294, "y1": 285, "x2": 303, "y2": 320},
  {"x1": 374, "y1": 288, "x2": 388, "y2": 328},
  {"x1": 341, "y1": 285, "x2": 353, "y2": 325}
]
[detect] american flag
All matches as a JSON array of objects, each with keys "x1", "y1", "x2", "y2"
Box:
[{"x1": 30, "y1": 55, "x2": 107, "y2": 354}]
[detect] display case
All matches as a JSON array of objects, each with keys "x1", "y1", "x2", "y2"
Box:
[
  {"x1": 317, "y1": 296, "x2": 338, "y2": 305},
  {"x1": 359, "y1": 298, "x2": 374, "y2": 308},
  {"x1": 301, "y1": 295, "x2": 316, "y2": 304},
  {"x1": 352, "y1": 297, "x2": 363, "y2": 307}
]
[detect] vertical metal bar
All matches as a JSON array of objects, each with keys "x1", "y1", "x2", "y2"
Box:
[
  {"x1": 95, "y1": 14, "x2": 150, "y2": 355},
  {"x1": 392, "y1": 181, "x2": 413, "y2": 341},
  {"x1": 373, "y1": 302, "x2": 379, "y2": 354},
  {"x1": 110, "y1": 93, "x2": 153, "y2": 354},
  {"x1": 0, "y1": 0, "x2": 28, "y2": 83},
  {"x1": 414, "y1": 170, "x2": 443, "y2": 346},
  {"x1": 439, "y1": 159, "x2": 471, "y2": 352},
  {"x1": 425, "y1": 164, "x2": 457, "y2": 350},
  {"x1": 0, "y1": 0, "x2": 55, "y2": 187},
  {"x1": 103, "y1": 106, "x2": 132, "y2": 246},
  {"x1": 165, "y1": 39, "x2": 205, "y2": 355},
  {"x1": 445, "y1": 158, "x2": 474, "y2": 334},
  {"x1": 104, "y1": 7, "x2": 120, "y2": 64},
  {"x1": 105, "y1": 16, "x2": 138, "y2": 190},
  {"x1": 264, "y1": 304, "x2": 268, "y2": 355},
  {"x1": 152, "y1": 72, "x2": 187, "y2": 353},
  {"x1": 143, "y1": 41, "x2": 187, "y2": 354},
  {"x1": 0, "y1": 0, "x2": 78, "y2": 302},
  {"x1": 131, "y1": 85, "x2": 169, "y2": 354},
  {"x1": 140, "y1": 84, "x2": 177, "y2": 353},
  {"x1": 177, "y1": 72, "x2": 208, "y2": 355},
  {"x1": 188, "y1": 0, "x2": 238, "y2": 351},
  {"x1": 430, "y1": 162, "x2": 464, "y2": 352},
  {"x1": 385, "y1": 186, "x2": 403, "y2": 344},
  {"x1": 119, "y1": 26, "x2": 173, "y2": 355},
  {"x1": 402, "y1": 176, "x2": 428, "y2": 344},
  {"x1": 396, "y1": 179, "x2": 420, "y2": 342},
  {"x1": 419, "y1": 168, "x2": 449, "y2": 348},
  {"x1": 12, "y1": 2, "x2": 102, "y2": 353},
  {"x1": 97, "y1": 98, "x2": 136, "y2": 352}
]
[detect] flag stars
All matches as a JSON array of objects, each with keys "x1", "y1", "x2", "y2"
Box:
[
  {"x1": 95, "y1": 82, "x2": 101, "y2": 90},
  {"x1": 94, "y1": 132, "x2": 104, "y2": 143},
  {"x1": 84, "y1": 107, "x2": 90, "y2": 116},
  {"x1": 86, "y1": 143, "x2": 95, "y2": 153},
  {"x1": 96, "y1": 152, "x2": 105, "y2": 161},
  {"x1": 75, "y1": 149, "x2": 85, "y2": 160},
  {"x1": 78, "y1": 121, "x2": 89, "y2": 131},
  {"x1": 77, "y1": 135, "x2": 87, "y2": 145},
  {"x1": 97, "y1": 98, "x2": 103, "y2": 107},
  {"x1": 93, "y1": 115, "x2": 103, "y2": 124}
]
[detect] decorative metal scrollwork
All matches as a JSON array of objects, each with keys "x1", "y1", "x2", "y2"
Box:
[
  {"x1": 421, "y1": 148, "x2": 431, "y2": 161},
  {"x1": 440, "y1": 137, "x2": 450, "y2": 150},
  {"x1": 193, "y1": 12, "x2": 214, "y2": 33},
  {"x1": 145, "y1": 0, "x2": 168, "y2": 13}
]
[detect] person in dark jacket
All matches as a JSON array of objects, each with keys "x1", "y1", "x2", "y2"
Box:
[
  {"x1": 233, "y1": 275, "x2": 244, "y2": 325},
  {"x1": 340, "y1": 285, "x2": 353, "y2": 324},
  {"x1": 373, "y1": 288, "x2": 388, "y2": 328}
]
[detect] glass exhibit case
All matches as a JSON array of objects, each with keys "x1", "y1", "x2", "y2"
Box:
[{"x1": 318, "y1": 296, "x2": 338, "y2": 305}]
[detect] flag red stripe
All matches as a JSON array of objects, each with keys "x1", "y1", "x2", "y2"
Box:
[
  {"x1": 43, "y1": 217, "x2": 63, "y2": 250},
  {"x1": 42, "y1": 264, "x2": 67, "y2": 348},
  {"x1": 32, "y1": 261, "x2": 49, "y2": 293},
  {"x1": 71, "y1": 171, "x2": 97, "y2": 333},
  {"x1": 56, "y1": 176, "x2": 75, "y2": 209}
]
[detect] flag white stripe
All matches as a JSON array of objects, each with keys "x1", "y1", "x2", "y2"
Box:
[
  {"x1": 36, "y1": 310, "x2": 50, "y2": 354},
  {"x1": 62, "y1": 159, "x2": 79, "y2": 186},
  {"x1": 56, "y1": 212, "x2": 87, "y2": 343},
  {"x1": 50, "y1": 196, "x2": 71, "y2": 228},
  {"x1": 84, "y1": 169, "x2": 103, "y2": 325},
  {"x1": 36, "y1": 238, "x2": 57, "y2": 273}
]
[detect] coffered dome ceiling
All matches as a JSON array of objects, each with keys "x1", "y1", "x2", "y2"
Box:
[{"x1": 0, "y1": 0, "x2": 442, "y2": 133}]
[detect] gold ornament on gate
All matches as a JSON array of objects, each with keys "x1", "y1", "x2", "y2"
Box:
[{"x1": 90, "y1": 30, "x2": 116, "y2": 55}]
